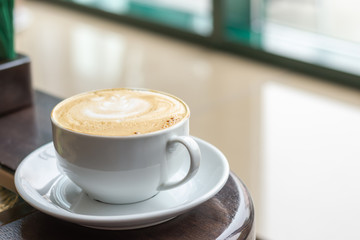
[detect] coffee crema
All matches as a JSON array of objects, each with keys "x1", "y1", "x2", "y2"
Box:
[{"x1": 51, "y1": 89, "x2": 189, "y2": 136}]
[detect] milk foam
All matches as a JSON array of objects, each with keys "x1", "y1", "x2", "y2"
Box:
[{"x1": 52, "y1": 89, "x2": 188, "y2": 136}]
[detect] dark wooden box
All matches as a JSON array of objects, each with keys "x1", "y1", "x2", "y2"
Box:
[{"x1": 0, "y1": 54, "x2": 32, "y2": 116}]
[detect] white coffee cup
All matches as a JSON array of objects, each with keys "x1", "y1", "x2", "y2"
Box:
[{"x1": 51, "y1": 88, "x2": 201, "y2": 204}]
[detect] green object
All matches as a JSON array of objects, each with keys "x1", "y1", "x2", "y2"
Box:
[{"x1": 0, "y1": 0, "x2": 15, "y2": 61}]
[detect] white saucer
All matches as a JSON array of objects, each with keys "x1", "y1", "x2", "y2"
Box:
[{"x1": 15, "y1": 137, "x2": 229, "y2": 230}]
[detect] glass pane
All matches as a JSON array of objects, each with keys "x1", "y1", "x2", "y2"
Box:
[
  {"x1": 63, "y1": 0, "x2": 213, "y2": 36},
  {"x1": 224, "y1": 0, "x2": 360, "y2": 77},
  {"x1": 266, "y1": 0, "x2": 360, "y2": 44},
  {"x1": 263, "y1": 0, "x2": 360, "y2": 75}
]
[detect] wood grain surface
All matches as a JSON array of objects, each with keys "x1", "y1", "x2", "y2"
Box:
[
  {"x1": 0, "y1": 173, "x2": 255, "y2": 240},
  {"x1": 0, "y1": 90, "x2": 60, "y2": 171}
]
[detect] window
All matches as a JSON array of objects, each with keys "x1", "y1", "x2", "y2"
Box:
[{"x1": 53, "y1": 0, "x2": 360, "y2": 87}]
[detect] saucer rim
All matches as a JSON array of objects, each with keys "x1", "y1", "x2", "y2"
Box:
[{"x1": 15, "y1": 137, "x2": 230, "y2": 227}]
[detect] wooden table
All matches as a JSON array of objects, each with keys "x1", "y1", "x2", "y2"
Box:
[{"x1": 0, "y1": 90, "x2": 255, "y2": 240}]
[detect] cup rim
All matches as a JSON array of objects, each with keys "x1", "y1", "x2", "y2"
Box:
[{"x1": 50, "y1": 88, "x2": 190, "y2": 139}]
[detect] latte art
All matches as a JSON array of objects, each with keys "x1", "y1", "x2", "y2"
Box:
[
  {"x1": 82, "y1": 95, "x2": 151, "y2": 120},
  {"x1": 52, "y1": 89, "x2": 188, "y2": 136}
]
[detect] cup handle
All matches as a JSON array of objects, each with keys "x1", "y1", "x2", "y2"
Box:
[{"x1": 158, "y1": 136, "x2": 201, "y2": 190}]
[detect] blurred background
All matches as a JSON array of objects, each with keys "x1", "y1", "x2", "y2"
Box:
[{"x1": 12, "y1": 0, "x2": 360, "y2": 239}]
